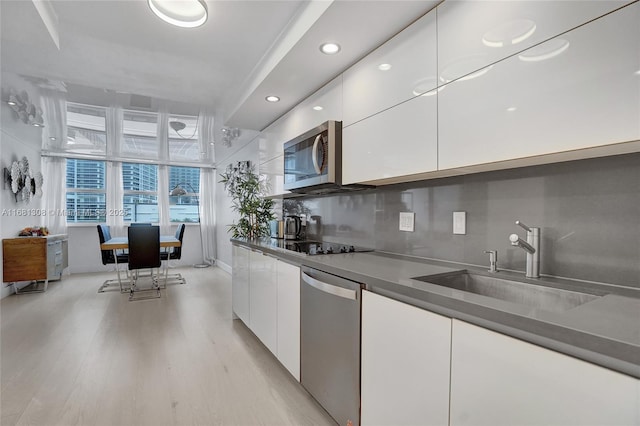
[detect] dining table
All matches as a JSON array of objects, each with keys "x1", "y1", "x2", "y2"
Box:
[{"x1": 99, "y1": 235, "x2": 181, "y2": 292}]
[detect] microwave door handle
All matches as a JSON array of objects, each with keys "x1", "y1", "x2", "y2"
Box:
[{"x1": 311, "y1": 134, "x2": 322, "y2": 175}]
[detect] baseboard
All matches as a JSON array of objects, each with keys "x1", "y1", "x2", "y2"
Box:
[{"x1": 216, "y1": 259, "x2": 232, "y2": 274}]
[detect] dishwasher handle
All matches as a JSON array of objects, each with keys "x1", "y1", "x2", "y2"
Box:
[{"x1": 301, "y1": 272, "x2": 358, "y2": 300}]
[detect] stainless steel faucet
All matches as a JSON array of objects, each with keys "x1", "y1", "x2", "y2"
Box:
[
  {"x1": 484, "y1": 250, "x2": 498, "y2": 273},
  {"x1": 509, "y1": 220, "x2": 540, "y2": 278}
]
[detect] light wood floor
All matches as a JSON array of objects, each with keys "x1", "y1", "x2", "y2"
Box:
[{"x1": 1, "y1": 267, "x2": 336, "y2": 426}]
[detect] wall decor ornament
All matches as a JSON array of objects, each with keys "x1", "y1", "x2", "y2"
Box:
[
  {"x1": 6, "y1": 89, "x2": 45, "y2": 127},
  {"x1": 4, "y1": 156, "x2": 43, "y2": 203}
]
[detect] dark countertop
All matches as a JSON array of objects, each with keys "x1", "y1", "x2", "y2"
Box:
[{"x1": 232, "y1": 238, "x2": 640, "y2": 379}]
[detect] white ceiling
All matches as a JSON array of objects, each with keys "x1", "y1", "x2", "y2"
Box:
[{"x1": 1, "y1": 0, "x2": 440, "y2": 131}]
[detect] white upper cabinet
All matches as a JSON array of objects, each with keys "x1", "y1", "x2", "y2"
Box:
[
  {"x1": 437, "y1": 0, "x2": 631, "y2": 84},
  {"x1": 343, "y1": 94, "x2": 437, "y2": 184},
  {"x1": 438, "y1": 2, "x2": 640, "y2": 170},
  {"x1": 259, "y1": 154, "x2": 287, "y2": 198},
  {"x1": 343, "y1": 10, "x2": 437, "y2": 127},
  {"x1": 284, "y1": 76, "x2": 342, "y2": 137}
]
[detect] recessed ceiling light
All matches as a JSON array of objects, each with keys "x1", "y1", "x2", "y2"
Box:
[
  {"x1": 148, "y1": 0, "x2": 208, "y2": 28},
  {"x1": 320, "y1": 42, "x2": 341, "y2": 55},
  {"x1": 635, "y1": 70, "x2": 640, "y2": 76},
  {"x1": 506, "y1": 106, "x2": 517, "y2": 112},
  {"x1": 32, "y1": 122, "x2": 43, "y2": 127},
  {"x1": 7, "y1": 100, "x2": 17, "y2": 106},
  {"x1": 313, "y1": 106, "x2": 323, "y2": 111},
  {"x1": 49, "y1": 136, "x2": 57, "y2": 141},
  {"x1": 265, "y1": 95, "x2": 280, "y2": 103},
  {"x1": 378, "y1": 63, "x2": 392, "y2": 71}
]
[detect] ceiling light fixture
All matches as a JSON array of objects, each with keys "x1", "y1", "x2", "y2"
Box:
[
  {"x1": 312, "y1": 106, "x2": 323, "y2": 111},
  {"x1": 320, "y1": 42, "x2": 341, "y2": 55},
  {"x1": 378, "y1": 63, "x2": 392, "y2": 71},
  {"x1": 148, "y1": 0, "x2": 208, "y2": 28},
  {"x1": 265, "y1": 95, "x2": 280, "y2": 103}
]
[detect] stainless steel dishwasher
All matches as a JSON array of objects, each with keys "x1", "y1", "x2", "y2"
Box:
[{"x1": 301, "y1": 266, "x2": 364, "y2": 426}]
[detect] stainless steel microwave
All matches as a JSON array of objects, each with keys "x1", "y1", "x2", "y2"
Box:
[{"x1": 283, "y1": 121, "x2": 372, "y2": 194}]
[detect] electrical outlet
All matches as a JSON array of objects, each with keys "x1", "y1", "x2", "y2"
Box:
[
  {"x1": 399, "y1": 212, "x2": 415, "y2": 232},
  {"x1": 453, "y1": 211, "x2": 466, "y2": 235}
]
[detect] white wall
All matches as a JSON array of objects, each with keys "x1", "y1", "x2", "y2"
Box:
[
  {"x1": 214, "y1": 136, "x2": 260, "y2": 271},
  {"x1": 1, "y1": 72, "x2": 45, "y2": 299}
]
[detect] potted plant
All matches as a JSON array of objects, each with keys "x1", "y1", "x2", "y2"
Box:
[{"x1": 219, "y1": 161, "x2": 275, "y2": 239}]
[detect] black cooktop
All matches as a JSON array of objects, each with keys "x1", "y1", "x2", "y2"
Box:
[{"x1": 271, "y1": 239, "x2": 372, "y2": 256}]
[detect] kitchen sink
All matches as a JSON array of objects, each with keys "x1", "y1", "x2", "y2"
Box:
[{"x1": 412, "y1": 271, "x2": 600, "y2": 312}]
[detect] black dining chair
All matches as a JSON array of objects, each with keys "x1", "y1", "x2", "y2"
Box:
[
  {"x1": 160, "y1": 224, "x2": 186, "y2": 285},
  {"x1": 130, "y1": 223, "x2": 152, "y2": 226},
  {"x1": 97, "y1": 224, "x2": 129, "y2": 293},
  {"x1": 127, "y1": 225, "x2": 162, "y2": 300}
]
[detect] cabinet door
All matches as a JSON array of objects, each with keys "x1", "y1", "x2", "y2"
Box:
[
  {"x1": 259, "y1": 154, "x2": 288, "y2": 197},
  {"x1": 437, "y1": 0, "x2": 629, "y2": 84},
  {"x1": 450, "y1": 319, "x2": 640, "y2": 426},
  {"x1": 276, "y1": 260, "x2": 300, "y2": 381},
  {"x1": 249, "y1": 250, "x2": 278, "y2": 354},
  {"x1": 342, "y1": 93, "x2": 437, "y2": 185},
  {"x1": 231, "y1": 245, "x2": 250, "y2": 324},
  {"x1": 438, "y1": 3, "x2": 640, "y2": 170},
  {"x1": 343, "y1": 10, "x2": 437, "y2": 126},
  {"x1": 361, "y1": 291, "x2": 451, "y2": 426},
  {"x1": 286, "y1": 76, "x2": 342, "y2": 135}
]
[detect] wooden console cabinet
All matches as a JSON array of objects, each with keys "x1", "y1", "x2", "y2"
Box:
[{"x1": 2, "y1": 234, "x2": 68, "y2": 293}]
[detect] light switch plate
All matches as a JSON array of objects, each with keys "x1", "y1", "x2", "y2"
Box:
[
  {"x1": 399, "y1": 212, "x2": 415, "y2": 232},
  {"x1": 453, "y1": 211, "x2": 466, "y2": 235}
]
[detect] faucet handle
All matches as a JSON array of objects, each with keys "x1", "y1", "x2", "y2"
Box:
[
  {"x1": 515, "y1": 220, "x2": 532, "y2": 232},
  {"x1": 509, "y1": 233, "x2": 520, "y2": 244}
]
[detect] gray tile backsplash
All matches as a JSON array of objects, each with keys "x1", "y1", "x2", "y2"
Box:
[{"x1": 284, "y1": 153, "x2": 640, "y2": 288}]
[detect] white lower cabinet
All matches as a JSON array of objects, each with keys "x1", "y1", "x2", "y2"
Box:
[
  {"x1": 231, "y1": 245, "x2": 250, "y2": 324},
  {"x1": 276, "y1": 260, "x2": 300, "y2": 381},
  {"x1": 361, "y1": 291, "x2": 451, "y2": 426},
  {"x1": 249, "y1": 250, "x2": 277, "y2": 355},
  {"x1": 232, "y1": 246, "x2": 300, "y2": 380},
  {"x1": 450, "y1": 319, "x2": 640, "y2": 426}
]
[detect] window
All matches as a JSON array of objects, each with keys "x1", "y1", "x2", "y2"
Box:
[
  {"x1": 121, "y1": 110, "x2": 158, "y2": 158},
  {"x1": 169, "y1": 115, "x2": 201, "y2": 162},
  {"x1": 169, "y1": 166, "x2": 200, "y2": 222},
  {"x1": 66, "y1": 104, "x2": 107, "y2": 155},
  {"x1": 123, "y1": 163, "x2": 158, "y2": 223},
  {"x1": 66, "y1": 159, "x2": 107, "y2": 223}
]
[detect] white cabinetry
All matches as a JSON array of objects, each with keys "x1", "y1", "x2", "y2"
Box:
[
  {"x1": 249, "y1": 250, "x2": 277, "y2": 354},
  {"x1": 361, "y1": 291, "x2": 451, "y2": 426},
  {"x1": 343, "y1": 11, "x2": 437, "y2": 126},
  {"x1": 285, "y1": 76, "x2": 342, "y2": 136},
  {"x1": 438, "y1": 3, "x2": 640, "y2": 170},
  {"x1": 258, "y1": 77, "x2": 342, "y2": 197},
  {"x1": 450, "y1": 319, "x2": 640, "y2": 426},
  {"x1": 231, "y1": 245, "x2": 250, "y2": 324},
  {"x1": 437, "y1": 0, "x2": 630, "y2": 84},
  {"x1": 341, "y1": 10, "x2": 438, "y2": 185},
  {"x1": 259, "y1": 154, "x2": 286, "y2": 198},
  {"x1": 276, "y1": 260, "x2": 300, "y2": 380},
  {"x1": 343, "y1": 94, "x2": 437, "y2": 185},
  {"x1": 232, "y1": 246, "x2": 300, "y2": 380}
]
